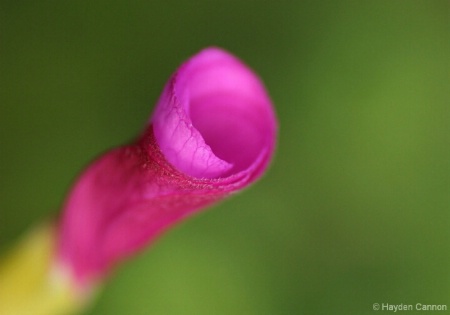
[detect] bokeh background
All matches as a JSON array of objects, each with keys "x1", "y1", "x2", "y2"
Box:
[{"x1": 1, "y1": 1, "x2": 449, "y2": 314}]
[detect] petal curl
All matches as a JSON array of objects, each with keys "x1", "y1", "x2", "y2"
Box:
[{"x1": 152, "y1": 47, "x2": 276, "y2": 178}]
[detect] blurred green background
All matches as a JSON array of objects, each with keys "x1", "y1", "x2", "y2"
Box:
[{"x1": 1, "y1": 1, "x2": 449, "y2": 314}]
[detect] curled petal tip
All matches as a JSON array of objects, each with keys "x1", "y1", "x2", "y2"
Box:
[{"x1": 153, "y1": 47, "x2": 277, "y2": 179}]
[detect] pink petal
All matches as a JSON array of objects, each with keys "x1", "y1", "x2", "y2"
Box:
[
  {"x1": 57, "y1": 47, "x2": 277, "y2": 286},
  {"x1": 153, "y1": 47, "x2": 276, "y2": 178}
]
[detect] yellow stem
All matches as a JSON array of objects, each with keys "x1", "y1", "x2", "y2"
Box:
[{"x1": 0, "y1": 223, "x2": 96, "y2": 315}]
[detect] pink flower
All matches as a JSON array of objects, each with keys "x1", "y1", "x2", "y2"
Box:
[{"x1": 57, "y1": 47, "x2": 277, "y2": 286}]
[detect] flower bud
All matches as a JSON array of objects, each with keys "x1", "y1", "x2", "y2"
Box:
[{"x1": 57, "y1": 47, "x2": 277, "y2": 286}]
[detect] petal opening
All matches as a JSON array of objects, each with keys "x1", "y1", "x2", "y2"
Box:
[{"x1": 153, "y1": 47, "x2": 276, "y2": 179}]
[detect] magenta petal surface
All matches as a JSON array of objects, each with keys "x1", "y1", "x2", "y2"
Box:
[
  {"x1": 153, "y1": 47, "x2": 276, "y2": 178},
  {"x1": 57, "y1": 47, "x2": 277, "y2": 285}
]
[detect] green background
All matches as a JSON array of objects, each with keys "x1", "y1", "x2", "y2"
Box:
[{"x1": 1, "y1": 1, "x2": 449, "y2": 314}]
